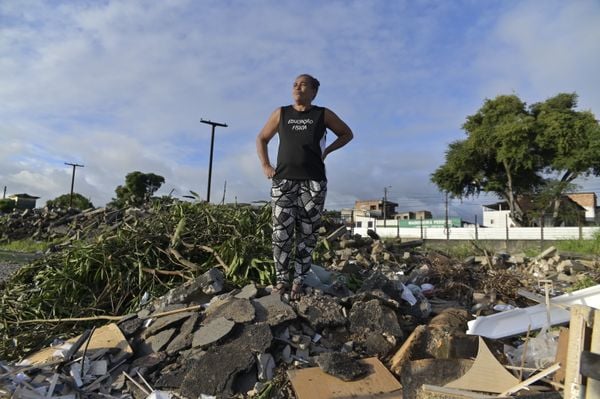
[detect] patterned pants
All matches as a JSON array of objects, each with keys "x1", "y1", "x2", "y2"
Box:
[{"x1": 271, "y1": 179, "x2": 327, "y2": 285}]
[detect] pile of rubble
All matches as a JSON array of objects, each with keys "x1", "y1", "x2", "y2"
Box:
[
  {"x1": 1, "y1": 224, "x2": 599, "y2": 398},
  {"x1": 0, "y1": 207, "x2": 140, "y2": 243}
]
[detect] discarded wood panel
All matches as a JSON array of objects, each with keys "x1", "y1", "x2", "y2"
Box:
[
  {"x1": 24, "y1": 323, "x2": 132, "y2": 365},
  {"x1": 420, "y1": 384, "x2": 509, "y2": 398},
  {"x1": 444, "y1": 337, "x2": 518, "y2": 394},
  {"x1": 553, "y1": 327, "x2": 569, "y2": 383},
  {"x1": 564, "y1": 305, "x2": 593, "y2": 399},
  {"x1": 499, "y1": 362, "x2": 560, "y2": 397},
  {"x1": 287, "y1": 357, "x2": 402, "y2": 399},
  {"x1": 588, "y1": 308, "x2": 600, "y2": 399}
]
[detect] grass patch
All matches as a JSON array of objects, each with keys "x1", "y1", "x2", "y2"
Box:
[
  {"x1": 567, "y1": 275, "x2": 599, "y2": 292},
  {"x1": 0, "y1": 239, "x2": 47, "y2": 253},
  {"x1": 556, "y1": 231, "x2": 600, "y2": 255},
  {"x1": 422, "y1": 241, "x2": 492, "y2": 259}
]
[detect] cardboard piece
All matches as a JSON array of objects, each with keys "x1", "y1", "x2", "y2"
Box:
[
  {"x1": 24, "y1": 323, "x2": 132, "y2": 365},
  {"x1": 444, "y1": 337, "x2": 518, "y2": 394},
  {"x1": 287, "y1": 357, "x2": 402, "y2": 399}
]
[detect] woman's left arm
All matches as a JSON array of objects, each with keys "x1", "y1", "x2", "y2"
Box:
[{"x1": 323, "y1": 108, "x2": 354, "y2": 160}]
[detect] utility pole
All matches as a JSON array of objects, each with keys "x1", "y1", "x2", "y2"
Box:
[
  {"x1": 383, "y1": 186, "x2": 391, "y2": 227},
  {"x1": 64, "y1": 162, "x2": 84, "y2": 208},
  {"x1": 2, "y1": 186, "x2": 6, "y2": 199},
  {"x1": 200, "y1": 118, "x2": 228, "y2": 203}
]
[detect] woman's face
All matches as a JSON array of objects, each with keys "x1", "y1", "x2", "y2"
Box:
[{"x1": 292, "y1": 76, "x2": 316, "y2": 104}]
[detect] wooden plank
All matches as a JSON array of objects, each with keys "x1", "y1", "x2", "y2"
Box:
[
  {"x1": 586, "y1": 309, "x2": 600, "y2": 399},
  {"x1": 564, "y1": 305, "x2": 592, "y2": 399},
  {"x1": 553, "y1": 327, "x2": 569, "y2": 383},
  {"x1": 421, "y1": 385, "x2": 510, "y2": 398},
  {"x1": 499, "y1": 362, "x2": 560, "y2": 397},
  {"x1": 445, "y1": 337, "x2": 519, "y2": 394},
  {"x1": 287, "y1": 357, "x2": 402, "y2": 399},
  {"x1": 25, "y1": 323, "x2": 132, "y2": 365}
]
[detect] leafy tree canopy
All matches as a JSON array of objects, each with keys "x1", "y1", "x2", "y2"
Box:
[
  {"x1": 110, "y1": 171, "x2": 165, "y2": 208},
  {"x1": 0, "y1": 199, "x2": 15, "y2": 213},
  {"x1": 46, "y1": 193, "x2": 94, "y2": 210},
  {"x1": 432, "y1": 93, "x2": 600, "y2": 226}
]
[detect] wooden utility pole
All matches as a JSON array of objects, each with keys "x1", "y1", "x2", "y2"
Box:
[
  {"x1": 200, "y1": 119, "x2": 228, "y2": 203},
  {"x1": 64, "y1": 162, "x2": 84, "y2": 208}
]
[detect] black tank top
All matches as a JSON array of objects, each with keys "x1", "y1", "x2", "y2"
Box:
[{"x1": 274, "y1": 105, "x2": 327, "y2": 181}]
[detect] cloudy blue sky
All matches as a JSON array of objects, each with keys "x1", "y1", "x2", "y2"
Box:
[{"x1": 2, "y1": 0, "x2": 600, "y2": 220}]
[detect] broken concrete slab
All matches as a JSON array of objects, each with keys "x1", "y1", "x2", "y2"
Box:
[
  {"x1": 233, "y1": 322, "x2": 273, "y2": 353},
  {"x1": 192, "y1": 317, "x2": 235, "y2": 349},
  {"x1": 154, "y1": 267, "x2": 225, "y2": 307},
  {"x1": 295, "y1": 294, "x2": 347, "y2": 330},
  {"x1": 179, "y1": 341, "x2": 256, "y2": 398},
  {"x1": 234, "y1": 283, "x2": 258, "y2": 300},
  {"x1": 142, "y1": 311, "x2": 193, "y2": 339},
  {"x1": 316, "y1": 352, "x2": 369, "y2": 381},
  {"x1": 364, "y1": 333, "x2": 395, "y2": 357},
  {"x1": 203, "y1": 297, "x2": 255, "y2": 324},
  {"x1": 165, "y1": 312, "x2": 199, "y2": 355},
  {"x1": 252, "y1": 294, "x2": 297, "y2": 326},
  {"x1": 138, "y1": 328, "x2": 177, "y2": 355},
  {"x1": 349, "y1": 299, "x2": 403, "y2": 339}
]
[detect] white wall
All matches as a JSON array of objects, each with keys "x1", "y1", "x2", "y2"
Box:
[
  {"x1": 352, "y1": 224, "x2": 599, "y2": 240},
  {"x1": 482, "y1": 209, "x2": 515, "y2": 228}
]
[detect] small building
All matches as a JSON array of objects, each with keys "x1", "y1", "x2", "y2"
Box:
[
  {"x1": 414, "y1": 210, "x2": 432, "y2": 220},
  {"x1": 395, "y1": 211, "x2": 415, "y2": 220},
  {"x1": 566, "y1": 192, "x2": 597, "y2": 223},
  {"x1": 8, "y1": 193, "x2": 40, "y2": 210},
  {"x1": 354, "y1": 199, "x2": 398, "y2": 219},
  {"x1": 483, "y1": 195, "x2": 586, "y2": 227}
]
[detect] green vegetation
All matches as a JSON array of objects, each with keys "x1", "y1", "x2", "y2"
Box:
[
  {"x1": 567, "y1": 275, "x2": 598, "y2": 292},
  {"x1": 556, "y1": 231, "x2": 600, "y2": 255},
  {"x1": 0, "y1": 201, "x2": 274, "y2": 360},
  {"x1": 0, "y1": 239, "x2": 48, "y2": 253},
  {"x1": 110, "y1": 171, "x2": 165, "y2": 208},
  {"x1": 46, "y1": 193, "x2": 94, "y2": 210},
  {"x1": 0, "y1": 199, "x2": 15, "y2": 213},
  {"x1": 432, "y1": 93, "x2": 600, "y2": 227}
]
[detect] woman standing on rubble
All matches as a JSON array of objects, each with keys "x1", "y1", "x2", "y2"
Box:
[{"x1": 256, "y1": 74, "x2": 354, "y2": 299}]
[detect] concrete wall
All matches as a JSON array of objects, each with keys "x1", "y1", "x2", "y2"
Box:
[{"x1": 352, "y1": 224, "x2": 598, "y2": 241}]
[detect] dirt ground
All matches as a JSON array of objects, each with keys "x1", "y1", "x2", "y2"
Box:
[{"x1": 0, "y1": 250, "x2": 38, "y2": 283}]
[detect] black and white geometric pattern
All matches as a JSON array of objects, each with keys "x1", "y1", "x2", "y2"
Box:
[{"x1": 271, "y1": 178, "x2": 327, "y2": 285}]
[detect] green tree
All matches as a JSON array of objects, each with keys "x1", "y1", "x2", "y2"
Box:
[
  {"x1": 110, "y1": 171, "x2": 165, "y2": 208},
  {"x1": 432, "y1": 95, "x2": 543, "y2": 226},
  {"x1": 0, "y1": 199, "x2": 15, "y2": 213},
  {"x1": 532, "y1": 93, "x2": 600, "y2": 225},
  {"x1": 46, "y1": 193, "x2": 94, "y2": 210},
  {"x1": 432, "y1": 92, "x2": 600, "y2": 226}
]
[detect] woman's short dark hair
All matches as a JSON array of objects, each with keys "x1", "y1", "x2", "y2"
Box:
[{"x1": 297, "y1": 74, "x2": 320, "y2": 93}]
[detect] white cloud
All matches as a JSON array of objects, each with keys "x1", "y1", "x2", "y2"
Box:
[{"x1": 1, "y1": 0, "x2": 599, "y2": 220}]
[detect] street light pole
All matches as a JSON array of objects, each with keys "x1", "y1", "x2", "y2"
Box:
[
  {"x1": 200, "y1": 118, "x2": 228, "y2": 203},
  {"x1": 64, "y1": 162, "x2": 84, "y2": 208}
]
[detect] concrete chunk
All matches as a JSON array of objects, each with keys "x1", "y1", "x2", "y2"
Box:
[
  {"x1": 204, "y1": 297, "x2": 255, "y2": 324},
  {"x1": 316, "y1": 352, "x2": 369, "y2": 381},
  {"x1": 192, "y1": 317, "x2": 235, "y2": 348},
  {"x1": 296, "y1": 295, "x2": 347, "y2": 330},
  {"x1": 252, "y1": 294, "x2": 297, "y2": 326}
]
